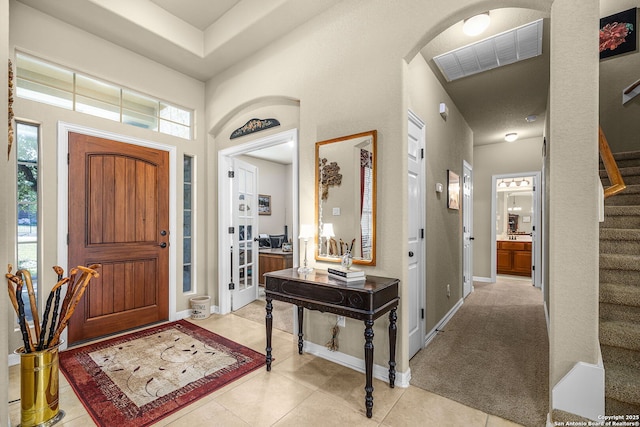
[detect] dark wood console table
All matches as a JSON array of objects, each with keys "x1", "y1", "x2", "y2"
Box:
[{"x1": 264, "y1": 268, "x2": 399, "y2": 418}]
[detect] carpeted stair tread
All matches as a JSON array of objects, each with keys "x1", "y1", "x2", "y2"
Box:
[
  {"x1": 602, "y1": 345, "x2": 640, "y2": 370},
  {"x1": 600, "y1": 320, "x2": 640, "y2": 351},
  {"x1": 605, "y1": 363, "x2": 640, "y2": 407},
  {"x1": 604, "y1": 205, "x2": 640, "y2": 216},
  {"x1": 600, "y1": 254, "x2": 640, "y2": 271},
  {"x1": 551, "y1": 409, "x2": 592, "y2": 424},
  {"x1": 600, "y1": 283, "x2": 640, "y2": 307},
  {"x1": 600, "y1": 228, "x2": 640, "y2": 241},
  {"x1": 601, "y1": 206, "x2": 640, "y2": 229},
  {"x1": 606, "y1": 397, "x2": 640, "y2": 416},
  {"x1": 603, "y1": 184, "x2": 640, "y2": 206}
]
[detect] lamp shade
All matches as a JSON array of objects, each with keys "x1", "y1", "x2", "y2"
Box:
[
  {"x1": 321, "y1": 223, "x2": 335, "y2": 238},
  {"x1": 298, "y1": 224, "x2": 314, "y2": 239}
]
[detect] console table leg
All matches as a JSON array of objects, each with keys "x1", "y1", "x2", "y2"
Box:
[
  {"x1": 297, "y1": 305, "x2": 304, "y2": 355},
  {"x1": 265, "y1": 298, "x2": 273, "y2": 371},
  {"x1": 388, "y1": 308, "x2": 397, "y2": 388},
  {"x1": 364, "y1": 318, "x2": 374, "y2": 418}
]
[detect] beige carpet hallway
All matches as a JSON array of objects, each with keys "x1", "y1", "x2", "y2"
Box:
[{"x1": 409, "y1": 277, "x2": 549, "y2": 427}]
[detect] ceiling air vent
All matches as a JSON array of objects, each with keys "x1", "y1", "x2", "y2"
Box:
[{"x1": 433, "y1": 19, "x2": 543, "y2": 82}]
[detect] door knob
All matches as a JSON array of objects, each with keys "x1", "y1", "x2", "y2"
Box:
[
  {"x1": 408, "y1": 251, "x2": 414, "y2": 257},
  {"x1": 160, "y1": 230, "x2": 167, "y2": 236},
  {"x1": 159, "y1": 242, "x2": 167, "y2": 248}
]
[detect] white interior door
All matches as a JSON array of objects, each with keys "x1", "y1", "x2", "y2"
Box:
[
  {"x1": 462, "y1": 161, "x2": 473, "y2": 298},
  {"x1": 231, "y1": 158, "x2": 259, "y2": 310},
  {"x1": 408, "y1": 110, "x2": 425, "y2": 359}
]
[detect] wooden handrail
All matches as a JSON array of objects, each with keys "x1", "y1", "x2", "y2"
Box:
[
  {"x1": 599, "y1": 126, "x2": 626, "y2": 198},
  {"x1": 623, "y1": 78, "x2": 640, "y2": 95}
]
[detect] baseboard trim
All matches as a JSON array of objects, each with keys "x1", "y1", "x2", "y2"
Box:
[
  {"x1": 303, "y1": 341, "x2": 411, "y2": 388},
  {"x1": 472, "y1": 276, "x2": 492, "y2": 283},
  {"x1": 551, "y1": 351, "x2": 604, "y2": 421},
  {"x1": 424, "y1": 298, "x2": 464, "y2": 347}
]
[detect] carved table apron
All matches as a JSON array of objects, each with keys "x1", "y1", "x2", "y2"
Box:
[{"x1": 264, "y1": 268, "x2": 399, "y2": 418}]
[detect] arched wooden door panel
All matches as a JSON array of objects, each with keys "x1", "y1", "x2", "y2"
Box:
[{"x1": 68, "y1": 132, "x2": 169, "y2": 344}]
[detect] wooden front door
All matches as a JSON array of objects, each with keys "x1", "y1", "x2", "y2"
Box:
[{"x1": 67, "y1": 132, "x2": 169, "y2": 344}]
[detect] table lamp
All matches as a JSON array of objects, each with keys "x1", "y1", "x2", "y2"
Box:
[
  {"x1": 298, "y1": 224, "x2": 314, "y2": 274},
  {"x1": 321, "y1": 223, "x2": 335, "y2": 256}
]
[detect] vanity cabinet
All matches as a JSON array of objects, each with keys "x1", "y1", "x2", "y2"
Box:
[{"x1": 497, "y1": 241, "x2": 532, "y2": 276}]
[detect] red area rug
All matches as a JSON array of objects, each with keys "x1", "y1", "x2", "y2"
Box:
[{"x1": 59, "y1": 320, "x2": 265, "y2": 427}]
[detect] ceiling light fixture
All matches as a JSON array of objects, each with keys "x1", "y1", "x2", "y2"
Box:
[
  {"x1": 505, "y1": 133, "x2": 518, "y2": 142},
  {"x1": 525, "y1": 115, "x2": 537, "y2": 123},
  {"x1": 463, "y1": 12, "x2": 490, "y2": 36}
]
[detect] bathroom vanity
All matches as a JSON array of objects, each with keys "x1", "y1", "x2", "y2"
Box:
[{"x1": 497, "y1": 239, "x2": 532, "y2": 276}]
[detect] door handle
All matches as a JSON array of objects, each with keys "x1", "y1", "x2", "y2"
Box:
[
  {"x1": 159, "y1": 242, "x2": 167, "y2": 248},
  {"x1": 408, "y1": 251, "x2": 414, "y2": 257},
  {"x1": 160, "y1": 230, "x2": 167, "y2": 236}
]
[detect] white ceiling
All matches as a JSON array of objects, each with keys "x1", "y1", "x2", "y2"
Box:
[{"x1": 15, "y1": 1, "x2": 550, "y2": 147}]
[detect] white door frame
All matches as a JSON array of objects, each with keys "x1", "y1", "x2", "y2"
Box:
[
  {"x1": 462, "y1": 160, "x2": 473, "y2": 298},
  {"x1": 490, "y1": 171, "x2": 542, "y2": 287},
  {"x1": 56, "y1": 122, "x2": 178, "y2": 349},
  {"x1": 217, "y1": 129, "x2": 299, "y2": 314},
  {"x1": 407, "y1": 110, "x2": 426, "y2": 358}
]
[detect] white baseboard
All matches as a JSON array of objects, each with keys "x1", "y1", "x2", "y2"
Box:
[
  {"x1": 303, "y1": 341, "x2": 411, "y2": 388},
  {"x1": 472, "y1": 276, "x2": 492, "y2": 283},
  {"x1": 424, "y1": 298, "x2": 464, "y2": 347},
  {"x1": 551, "y1": 351, "x2": 604, "y2": 421}
]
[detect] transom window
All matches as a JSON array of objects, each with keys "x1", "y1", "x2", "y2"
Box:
[{"x1": 15, "y1": 53, "x2": 193, "y2": 140}]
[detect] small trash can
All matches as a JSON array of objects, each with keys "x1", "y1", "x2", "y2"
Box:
[{"x1": 190, "y1": 296, "x2": 211, "y2": 320}]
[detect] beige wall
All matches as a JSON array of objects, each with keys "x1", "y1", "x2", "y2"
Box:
[
  {"x1": 599, "y1": 0, "x2": 640, "y2": 153},
  {"x1": 406, "y1": 54, "x2": 473, "y2": 331},
  {"x1": 1, "y1": 0, "x2": 10, "y2": 419},
  {"x1": 549, "y1": 0, "x2": 600, "y2": 386},
  {"x1": 473, "y1": 137, "x2": 543, "y2": 279},
  {"x1": 7, "y1": 0, "x2": 207, "y2": 351}
]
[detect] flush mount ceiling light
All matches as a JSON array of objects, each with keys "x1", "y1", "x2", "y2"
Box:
[
  {"x1": 525, "y1": 115, "x2": 537, "y2": 123},
  {"x1": 505, "y1": 133, "x2": 518, "y2": 142},
  {"x1": 463, "y1": 12, "x2": 490, "y2": 36}
]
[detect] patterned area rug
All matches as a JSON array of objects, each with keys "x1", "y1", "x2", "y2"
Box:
[{"x1": 59, "y1": 320, "x2": 265, "y2": 427}]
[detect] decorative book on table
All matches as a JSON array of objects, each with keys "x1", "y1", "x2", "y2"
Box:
[{"x1": 327, "y1": 266, "x2": 365, "y2": 282}]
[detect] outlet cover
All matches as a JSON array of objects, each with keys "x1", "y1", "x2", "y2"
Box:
[{"x1": 337, "y1": 315, "x2": 345, "y2": 327}]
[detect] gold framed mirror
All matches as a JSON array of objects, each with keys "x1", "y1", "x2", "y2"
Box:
[{"x1": 315, "y1": 130, "x2": 376, "y2": 265}]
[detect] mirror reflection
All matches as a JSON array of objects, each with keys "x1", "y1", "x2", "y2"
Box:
[{"x1": 315, "y1": 130, "x2": 376, "y2": 265}]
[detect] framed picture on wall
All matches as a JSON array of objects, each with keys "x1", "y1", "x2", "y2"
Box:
[
  {"x1": 600, "y1": 8, "x2": 637, "y2": 60},
  {"x1": 447, "y1": 170, "x2": 460, "y2": 210},
  {"x1": 258, "y1": 194, "x2": 271, "y2": 215}
]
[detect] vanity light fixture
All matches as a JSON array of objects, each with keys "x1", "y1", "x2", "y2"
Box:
[
  {"x1": 509, "y1": 180, "x2": 517, "y2": 188},
  {"x1": 505, "y1": 133, "x2": 518, "y2": 142},
  {"x1": 498, "y1": 180, "x2": 507, "y2": 188},
  {"x1": 521, "y1": 178, "x2": 530, "y2": 186},
  {"x1": 463, "y1": 12, "x2": 491, "y2": 36}
]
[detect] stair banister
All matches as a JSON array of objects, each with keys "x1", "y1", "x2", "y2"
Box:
[{"x1": 599, "y1": 126, "x2": 626, "y2": 198}]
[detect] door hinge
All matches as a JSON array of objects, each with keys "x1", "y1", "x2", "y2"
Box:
[
  {"x1": 66, "y1": 233, "x2": 69, "y2": 245},
  {"x1": 228, "y1": 227, "x2": 235, "y2": 234},
  {"x1": 228, "y1": 282, "x2": 235, "y2": 290},
  {"x1": 420, "y1": 228, "x2": 424, "y2": 239},
  {"x1": 228, "y1": 170, "x2": 235, "y2": 178},
  {"x1": 532, "y1": 265, "x2": 535, "y2": 271},
  {"x1": 420, "y1": 148, "x2": 424, "y2": 159},
  {"x1": 67, "y1": 153, "x2": 70, "y2": 164},
  {"x1": 421, "y1": 308, "x2": 424, "y2": 319},
  {"x1": 532, "y1": 225, "x2": 536, "y2": 231}
]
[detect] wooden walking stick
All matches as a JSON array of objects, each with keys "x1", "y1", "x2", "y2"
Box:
[
  {"x1": 49, "y1": 265, "x2": 100, "y2": 347},
  {"x1": 44, "y1": 266, "x2": 68, "y2": 349},
  {"x1": 17, "y1": 269, "x2": 40, "y2": 345},
  {"x1": 49, "y1": 267, "x2": 78, "y2": 346},
  {"x1": 38, "y1": 277, "x2": 69, "y2": 351},
  {"x1": 9, "y1": 275, "x2": 35, "y2": 352}
]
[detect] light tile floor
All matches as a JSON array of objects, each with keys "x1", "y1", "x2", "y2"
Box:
[{"x1": 8, "y1": 312, "x2": 524, "y2": 426}]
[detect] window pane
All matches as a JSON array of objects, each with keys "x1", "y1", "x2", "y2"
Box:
[
  {"x1": 160, "y1": 103, "x2": 191, "y2": 126},
  {"x1": 183, "y1": 210, "x2": 192, "y2": 237},
  {"x1": 123, "y1": 90, "x2": 159, "y2": 116},
  {"x1": 76, "y1": 74, "x2": 120, "y2": 105},
  {"x1": 160, "y1": 120, "x2": 190, "y2": 140},
  {"x1": 123, "y1": 109, "x2": 158, "y2": 130},
  {"x1": 183, "y1": 266, "x2": 192, "y2": 293},
  {"x1": 183, "y1": 237, "x2": 191, "y2": 264},
  {"x1": 16, "y1": 123, "x2": 38, "y2": 162},
  {"x1": 16, "y1": 54, "x2": 73, "y2": 92},
  {"x1": 183, "y1": 183, "x2": 192, "y2": 209},
  {"x1": 76, "y1": 95, "x2": 120, "y2": 121},
  {"x1": 16, "y1": 79, "x2": 73, "y2": 110},
  {"x1": 183, "y1": 156, "x2": 192, "y2": 182}
]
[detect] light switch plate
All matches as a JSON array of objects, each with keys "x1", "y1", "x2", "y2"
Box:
[{"x1": 333, "y1": 207, "x2": 341, "y2": 215}]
